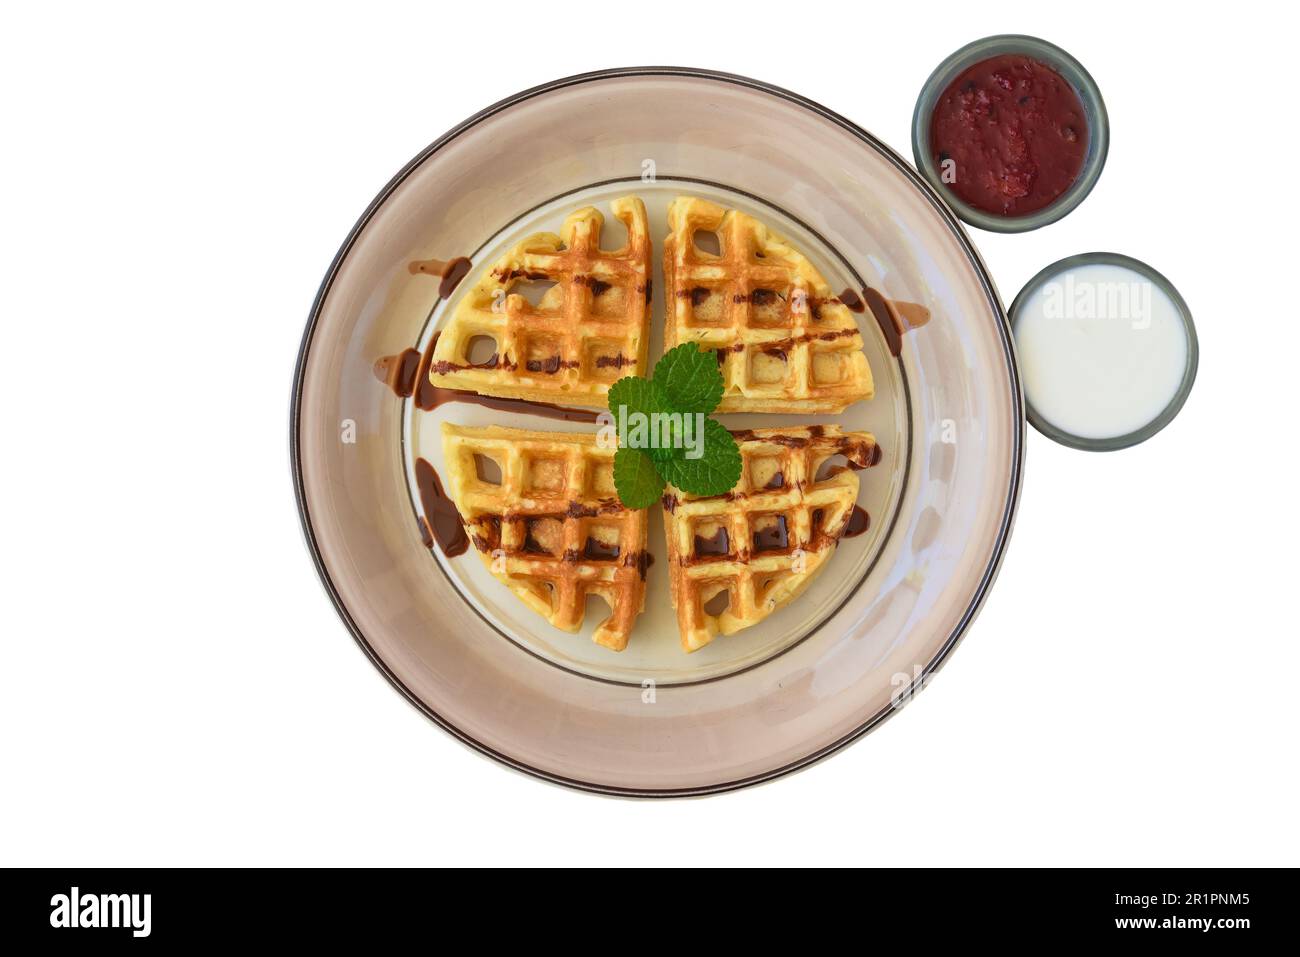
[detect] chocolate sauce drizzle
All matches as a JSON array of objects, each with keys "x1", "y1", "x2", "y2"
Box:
[
  {"x1": 372, "y1": 348, "x2": 423, "y2": 397},
  {"x1": 374, "y1": 333, "x2": 601, "y2": 423},
  {"x1": 859, "y1": 288, "x2": 932, "y2": 358},
  {"x1": 838, "y1": 288, "x2": 866, "y2": 313},
  {"x1": 693, "y1": 526, "x2": 730, "y2": 558},
  {"x1": 492, "y1": 267, "x2": 550, "y2": 282},
  {"x1": 523, "y1": 356, "x2": 579, "y2": 375},
  {"x1": 864, "y1": 287, "x2": 902, "y2": 358},
  {"x1": 810, "y1": 504, "x2": 871, "y2": 546},
  {"x1": 414, "y1": 458, "x2": 469, "y2": 557},
  {"x1": 627, "y1": 550, "x2": 653, "y2": 580},
  {"x1": 844, "y1": 505, "x2": 870, "y2": 538},
  {"x1": 571, "y1": 274, "x2": 611, "y2": 296},
  {"x1": 583, "y1": 537, "x2": 620, "y2": 561},
  {"x1": 726, "y1": 428, "x2": 877, "y2": 467},
  {"x1": 752, "y1": 516, "x2": 789, "y2": 552},
  {"x1": 409, "y1": 455, "x2": 651, "y2": 575},
  {"x1": 711, "y1": 327, "x2": 862, "y2": 361},
  {"x1": 474, "y1": 516, "x2": 653, "y2": 580},
  {"x1": 408, "y1": 256, "x2": 473, "y2": 299}
]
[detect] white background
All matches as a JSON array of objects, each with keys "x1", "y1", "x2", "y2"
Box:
[{"x1": 3, "y1": 2, "x2": 1296, "y2": 867}]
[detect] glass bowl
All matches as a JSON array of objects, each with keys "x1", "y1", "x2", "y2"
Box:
[
  {"x1": 291, "y1": 67, "x2": 1024, "y2": 796},
  {"x1": 911, "y1": 35, "x2": 1110, "y2": 233},
  {"x1": 1010, "y1": 251, "x2": 1198, "y2": 451}
]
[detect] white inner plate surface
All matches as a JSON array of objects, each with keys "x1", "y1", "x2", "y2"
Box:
[{"x1": 402, "y1": 177, "x2": 911, "y2": 686}]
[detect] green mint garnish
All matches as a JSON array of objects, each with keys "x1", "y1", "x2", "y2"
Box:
[
  {"x1": 653, "y1": 341, "x2": 724, "y2": 413},
  {"x1": 612, "y1": 447, "x2": 665, "y2": 509},
  {"x1": 607, "y1": 375, "x2": 668, "y2": 422},
  {"x1": 609, "y1": 343, "x2": 742, "y2": 507},
  {"x1": 656, "y1": 418, "x2": 742, "y2": 495}
]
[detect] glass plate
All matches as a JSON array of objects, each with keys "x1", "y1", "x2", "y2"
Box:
[{"x1": 291, "y1": 67, "x2": 1024, "y2": 796}]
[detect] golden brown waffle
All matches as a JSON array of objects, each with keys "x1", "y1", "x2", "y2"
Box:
[
  {"x1": 661, "y1": 425, "x2": 880, "y2": 652},
  {"x1": 428, "y1": 197, "x2": 650, "y2": 408},
  {"x1": 664, "y1": 196, "x2": 874, "y2": 413},
  {"x1": 440, "y1": 424, "x2": 649, "y2": 651}
]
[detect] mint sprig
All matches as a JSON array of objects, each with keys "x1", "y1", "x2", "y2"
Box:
[
  {"x1": 657, "y1": 418, "x2": 742, "y2": 495},
  {"x1": 613, "y1": 447, "x2": 665, "y2": 509},
  {"x1": 609, "y1": 343, "x2": 742, "y2": 507}
]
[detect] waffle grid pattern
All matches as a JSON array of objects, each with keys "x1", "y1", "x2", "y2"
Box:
[
  {"x1": 441, "y1": 424, "x2": 647, "y2": 651},
  {"x1": 663, "y1": 425, "x2": 879, "y2": 652},
  {"x1": 663, "y1": 196, "x2": 873, "y2": 413},
  {"x1": 429, "y1": 197, "x2": 650, "y2": 408}
]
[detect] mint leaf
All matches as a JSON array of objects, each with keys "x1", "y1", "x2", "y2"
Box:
[
  {"x1": 658, "y1": 419, "x2": 741, "y2": 496},
  {"x1": 610, "y1": 375, "x2": 672, "y2": 460},
  {"x1": 613, "y1": 447, "x2": 665, "y2": 509},
  {"x1": 653, "y1": 343, "x2": 724, "y2": 414},
  {"x1": 608, "y1": 375, "x2": 668, "y2": 420}
]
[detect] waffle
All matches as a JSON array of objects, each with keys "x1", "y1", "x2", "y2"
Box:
[
  {"x1": 440, "y1": 423, "x2": 649, "y2": 651},
  {"x1": 428, "y1": 197, "x2": 650, "y2": 408},
  {"x1": 663, "y1": 196, "x2": 873, "y2": 413},
  {"x1": 662, "y1": 425, "x2": 880, "y2": 652}
]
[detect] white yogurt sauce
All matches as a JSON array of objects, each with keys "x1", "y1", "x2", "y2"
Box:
[{"x1": 1013, "y1": 262, "x2": 1190, "y2": 441}]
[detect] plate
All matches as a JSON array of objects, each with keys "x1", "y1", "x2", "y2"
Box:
[{"x1": 292, "y1": 67, "x2": 1024, "y2": 796}]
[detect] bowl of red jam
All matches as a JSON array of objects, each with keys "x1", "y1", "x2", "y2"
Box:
[{"x1": 912, "y1": 35, "x2": 1108, "y2": 232}]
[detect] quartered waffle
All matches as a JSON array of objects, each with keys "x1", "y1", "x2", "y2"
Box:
[
  {"x1": 440, "y1": 424, "x2": 649, "y2": 651},
  {"x1": 663, "y1": 196, "x2": 874, "y2": 413},
  {"x1": 428, "y1": 197, "x2": 650, "y2": 408},
  {"x1": 661, "y1": 425, "x2": 880, "y2": 652}
]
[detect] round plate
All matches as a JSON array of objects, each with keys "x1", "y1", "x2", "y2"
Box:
[{"x1": 291, "y1": 67, "x2": 1024, "y2": 796}]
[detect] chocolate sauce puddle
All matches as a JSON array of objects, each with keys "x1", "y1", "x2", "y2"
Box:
[
  {"x1": 753, "y1": 516, "x2": 789, "y2": 552},
  {"x1": 861, "y1": 288, "x2": 932, "y2": 357},
  {"x1": 414, "y1": 458, "x2": 469, "y2": 557},
  {"x1": 373, "y1": 348, "x2": 422, "y2": 397},
  {"x1": 864, "y1": 288, "x2": 902, "y2": 357},
  {"x1": 693, "y1": 527, "x2": 730, "y2": 558},
  {"x1": 408, "y1": 256, "x2": 473, "y2": 299},
  {"x1": 843, "y1": 505, "x2": 870, "y2": 538}
]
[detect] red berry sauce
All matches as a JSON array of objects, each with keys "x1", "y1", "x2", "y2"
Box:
[{"x1": 930, "y1": 53, "x2": 1089, "y2": 217}]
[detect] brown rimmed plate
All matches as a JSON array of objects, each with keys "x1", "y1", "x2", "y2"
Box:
[{"x1": 291, "y1": 67, "x2": 1023, "y2": 796}]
